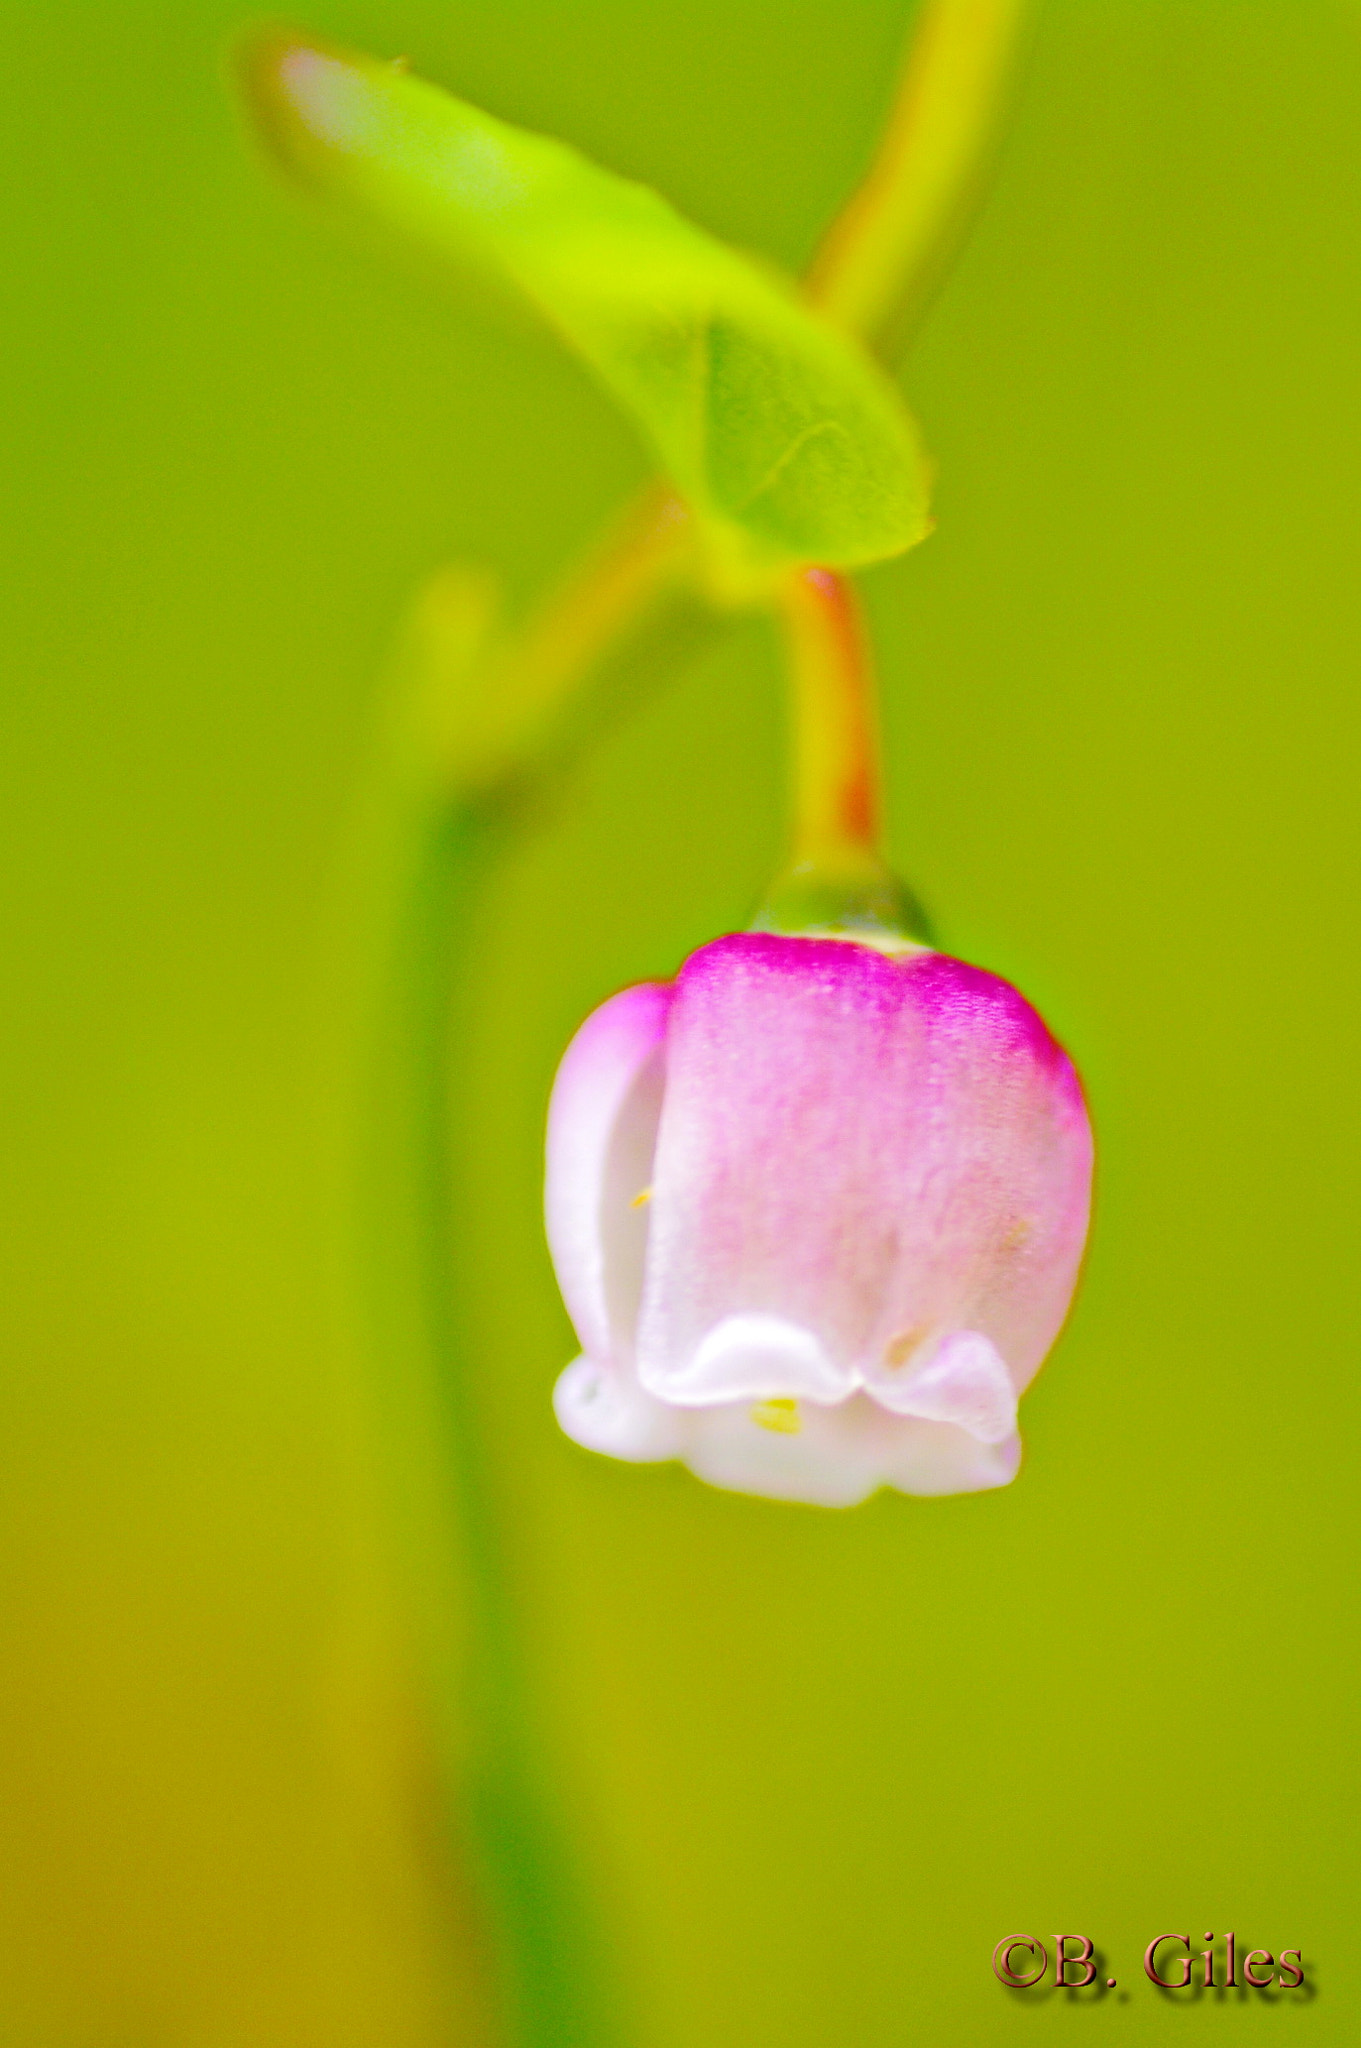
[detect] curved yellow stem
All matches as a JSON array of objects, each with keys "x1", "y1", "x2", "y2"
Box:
[
  {"x1": 806, "y1": 0, "x2": 1033, "y2": 357},
  {"x1": 419, "y1": 484, "x2": 698, "y2": 805},
  {"x1": 757, "y1": 568, "x2": 927, "y2": 940},
  {"x1": 782, "y1": 566, "x2": 883, "y2": 866}
]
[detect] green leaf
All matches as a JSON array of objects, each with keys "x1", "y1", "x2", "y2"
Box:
[{"x1": 239, "y1": 32, "x2": 932, "y2": 583}]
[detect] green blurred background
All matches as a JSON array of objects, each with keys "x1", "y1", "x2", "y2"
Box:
[{"x1": 1, "y1": 0, "x2": 1357, "y2": 2039}]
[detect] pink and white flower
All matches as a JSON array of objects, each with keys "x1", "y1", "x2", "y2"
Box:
[{"x1": 545, "y1": 932, "x2": 1092, "y2": 1506}]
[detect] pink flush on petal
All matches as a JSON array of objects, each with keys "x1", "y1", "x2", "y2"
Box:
[{"x1": 545, "y1": 933, "x2": 1092, "y2": 1507}]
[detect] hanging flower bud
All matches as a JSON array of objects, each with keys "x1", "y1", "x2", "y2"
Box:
[{"x1": 545, "y1": 932, "x2": 1092, "y2": 1506}]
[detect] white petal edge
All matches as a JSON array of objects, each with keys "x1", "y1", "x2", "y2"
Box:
[
  {"x1": 682, "y1": 1392, "x2": 1021, "y2": 1505},
  {"x1": 639, "y1": 1311, "x2": 853, "y2": 1408},
  {"x1": 866, "y1": 1329, "x2": 1018, "y2": 1443},
  {"x1": 553, "y1": 1357, "x2": 686, "y2": 1463},
  {"x1": 544, "y1": 982, "x2": 670, "y2": 1368},
  {"x1": 553, "y1": 1360, "x2": 1021, "y2": 1504}
]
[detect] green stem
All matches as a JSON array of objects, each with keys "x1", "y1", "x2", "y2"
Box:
[
  {"x1": 366, "y1": 792, "x2": 621, "y2": 2048},
  {"x1": 353, "y1": 497, "x2": 716, "y2": 2048}
]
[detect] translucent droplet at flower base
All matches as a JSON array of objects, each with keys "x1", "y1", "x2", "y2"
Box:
[{"x1": 545, "y1": 932, "x2": 1092, "y2": 1506}]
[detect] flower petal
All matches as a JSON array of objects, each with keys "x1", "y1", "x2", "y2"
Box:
[
  {"x1": 856, "y1": 952, "x2": 1092, "y2": 1403},
  {"x1": 683, "y1": 1397, "x2": 884, "y2": 1507},
  {"x1": 633, "y1": 934, "x2": 1089, "y2": 1411},
  {"x1": 681, "y1": 1392, "x2": 1020, "y2": 1506},
  {"x1": 553, "y1": 1356, "x2": 687, "y2": 1462},
  {"x1": 544, "y1": 980, "x2": 672, "y2": 1367},
  {"x1": 868, "y1": 1328, "x2": 1017, "y2": 1442},
  {"x1": 636, "y1": 934, "x2": 926, "y2": 1398},
  {"x1": 876, "y1": 1414, "x2": 1021, "y2": 1497},
  {"x1": 546, "y1": 936, "x2": 1090, "y2": 1508},
  {"x1": 642, "y1": 1310, "x2": 847, "y2": 1406}
]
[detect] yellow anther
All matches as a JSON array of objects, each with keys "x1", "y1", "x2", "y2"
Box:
[
  {"x1": 631, "y1": 1186, "x2": 652, "y2": 1208},
  {"x1": 751, "y1": 1398, "x2": 802, "y2": 1435}
]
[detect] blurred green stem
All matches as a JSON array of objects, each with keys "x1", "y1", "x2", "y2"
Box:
[
  {"x1": 435, "y1": 485, "x2": 701, "y2": 805},
  {"x1": 805, "y1": 0, "x2": 1032, "y2": 355},
  {"x1": 375, "y1": 793, "x2": 620, "y2": 2048}
]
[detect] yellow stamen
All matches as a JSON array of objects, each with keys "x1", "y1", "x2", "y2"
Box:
[
  {"x1": 751, "y1": 1398, "x2": 802, "y2": 1435},
  {"x1": 631, "y1": 1186, "x2": 652, "y2": 1208}
]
